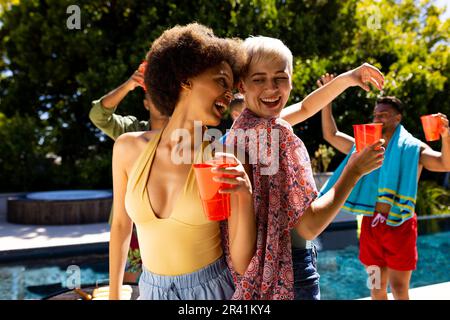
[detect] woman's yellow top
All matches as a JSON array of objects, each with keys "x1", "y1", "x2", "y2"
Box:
[{"x1": 124, "y1": 129, "x2": 222, "y2": 276}]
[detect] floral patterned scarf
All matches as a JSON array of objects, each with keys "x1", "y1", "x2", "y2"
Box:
[{"x1": 221, "y1": 108, "x2": 318, "y2": 300}]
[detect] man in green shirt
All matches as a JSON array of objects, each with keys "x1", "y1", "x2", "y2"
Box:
[
  {"x1": 89, "y1": 66, "x2": 168, "y2": 283},
  {"x1": 89, "y1": 66, "x2": 168, "y2": 139}
]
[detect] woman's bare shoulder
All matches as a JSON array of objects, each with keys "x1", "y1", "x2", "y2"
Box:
[
  {"x1": 115, "y1": 130, "x2": 160, "y2": 149},
  {"x1": 113, "y1": 130, "x2": 161, "y2": 168}
]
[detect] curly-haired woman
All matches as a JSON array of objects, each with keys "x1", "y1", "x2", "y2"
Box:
[{"x1": 108, "y1": 23, "x2": 255, "y2": 300}]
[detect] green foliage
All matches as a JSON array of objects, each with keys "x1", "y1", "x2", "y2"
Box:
[
  {"x1": 127, "y1": 248, "x2": 142, "y2": 274},
  {"x1": 0, "y1": 0, "x2": 448, "y2": 191},
  {"x1": 311, "y1": 144, "x2": 336, "y2": 173},
  {"x1": 0, "y1": 112, "x2": 112, "y2": 192},
  {"x1": 415, "y1": 180, "x2": 450, "y2": 234},
  {"x1": 416, "y1": 180, "x2": 450, "y2": 216},
  {"x1": 0, "y1": 112, "x2": 51, "y2": 191},
  {"x1": 318, "y1": 0, "x2": 450, "y2": 147}
]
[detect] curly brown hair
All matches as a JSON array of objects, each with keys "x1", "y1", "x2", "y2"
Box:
[{"x1": 144, "y1": 23, "x2": 246, "y2": 117}]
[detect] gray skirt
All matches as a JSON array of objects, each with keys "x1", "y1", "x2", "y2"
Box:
[{"x1": 138, "y1": 256, "x2": 235, "y2": 300}]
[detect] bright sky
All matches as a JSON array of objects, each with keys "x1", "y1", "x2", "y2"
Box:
[{"x1": 435, "y1": 0, "x2": 450, "y2": 20}]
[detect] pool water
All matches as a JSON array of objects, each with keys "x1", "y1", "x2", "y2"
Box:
[
  {"x1": 318, "y1": 230, "x2": 450, "y2": 299},
  {"x1": 0, "y1": 254, "x2": 109, "y2": 300},
  {"x1": 25, "y1": 190, "x2": 112, "y2": 201},
  {"x1": 0, "y1": 231, "x2": 449, "y2": 300}
]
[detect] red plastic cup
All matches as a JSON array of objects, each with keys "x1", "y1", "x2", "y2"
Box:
[
  {"x1": 353, "y1": 123, "x2": 383, "y2": 152},
  {"x1": 193, "y1": 159, "x2": 238, "y2": 221},
  {"x1": 420, "y1": 114, "x2": 442, "y2": 142},
  {"x1": 138, "y1": 60, "x2": 147, "y2": 72},
  {"x1": 137, "y1": 61, "x2": 147, "y2": 92}
]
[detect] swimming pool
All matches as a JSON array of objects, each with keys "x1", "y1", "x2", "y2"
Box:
[
  {"x1": 0, "y1": 230, "x2": 448, "y2": 300},
  {"x1": 318, "y1": 230, "x2": 450, "y2": 299},
  {"x1": 0, "y1": 254, "x2": 109, "y2": 300}
]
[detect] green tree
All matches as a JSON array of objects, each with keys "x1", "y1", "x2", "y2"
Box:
[
  {"x1": 0, "y1": 0, "x2": 448, "y2": 191},
  {"x1": 0, "y1": 112, "x2": 52, "y2": 191},
  {"x1": 0, "y1": 0, "x2": 357, "y2": 191},
  {"x1": 313, "y1": 0, "x2": 449, "y2": 145}
]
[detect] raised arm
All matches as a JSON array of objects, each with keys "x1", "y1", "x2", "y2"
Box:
[
  {"x1": 109, "y1": 134, "x2": 134, "y2": 299},
  {"x1": 318, "y1": 74, "x2": 355, "y2": 155},
  {"x1": 295, "y1": 139, "x2": 385, "y2": 240},
  {"x1": 211, "y1": 153, "x2": 256, "y2": 275},
  {"x1": 89, "y1": 66, "x2": 146, "y2": 140},
  {"x1": 281, "y1": 63, "x2": 384, "y2": 126},
  {"x1": 419, "y1": 113, "x2": 450, "y2": 172},
  {"x1": 100, "y1": 67, "x2": 145, "y2": 109}
]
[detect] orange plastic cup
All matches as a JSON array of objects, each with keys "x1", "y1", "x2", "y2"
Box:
[
  {"x1": 137, "y1": 61, "x2": 147, "y2": 92},
  {"x1": 420, "y1": 114, "x2": 441, "y2": 142},
  {"x1": 353, "y1": 123, "x2": 383, "y2": 152},
  {"x1": 193, "y1": 160, "x2": 238, "y2": 221}
]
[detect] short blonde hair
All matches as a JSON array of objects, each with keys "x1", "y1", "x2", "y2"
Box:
[{"x1": 242, "y1": 36, "x2": 293, "y2": 77}]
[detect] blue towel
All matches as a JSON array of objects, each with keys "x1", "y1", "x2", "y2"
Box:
[
  {"x1": 219, "y1": 132, "x2": 229, "y2": 145},
  {"x1": 319, "y1": 124, "x2": 421, "y2": 226}
]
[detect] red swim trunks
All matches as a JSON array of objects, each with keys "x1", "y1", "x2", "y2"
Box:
[{"x1": 359, "y1": 212, "x2": 418, "y2": 271}]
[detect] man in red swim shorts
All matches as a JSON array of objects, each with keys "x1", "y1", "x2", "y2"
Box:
[
  {"x1": 359, "y1": 210, "x2": 418, "y2": 273},
  {"x1": 318, "y1": 87, "x2": 450, "y2": 300}
]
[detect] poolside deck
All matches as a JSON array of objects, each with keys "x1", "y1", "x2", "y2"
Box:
[
  {"x1": 0, "y1": 219, "x2": 109, "y2": 262},
  {"x1": 359, "y1": 281, "x2": 450, "y2": 300},
  {"x1": 0, "y1": 192, "x2": 110, "y2": 261}
]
